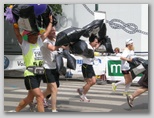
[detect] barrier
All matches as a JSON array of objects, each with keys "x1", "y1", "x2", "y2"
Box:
[
  {"x1": 4, "y1": 54, "x2": 148, "y2": 83},
  {"x1": 71, "y1": 55, "x2": 148, "y2": 83},
  {"x1": 4, "y1": 55, "x2": 25, "y2": 71},
  {"x1": 105, "y1": 56, "x2": 148, "y2": 82}
]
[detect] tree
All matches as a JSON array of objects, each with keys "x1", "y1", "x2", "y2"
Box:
[{"x1": 48, "y1": 4, "x2": 62, "y2": 16}]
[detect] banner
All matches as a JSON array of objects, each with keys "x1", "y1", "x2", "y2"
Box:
[
  {"x1": 105, "y1": 56, "x2": 148, "y2": 82},
  {"x1": 70, "y1": 55, "x2": 106, "y2": 75},
  {"x1": 4, "y1": 54, "x2": 148, "y2": 83},
  {"x1": 4, "y1": 55, "x2": 25, "y2": 71}
]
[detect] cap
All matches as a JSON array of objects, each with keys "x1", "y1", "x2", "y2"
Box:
[
  {"x1": 20, "y1": 30, "x2": 38, "y2": 41},
  {"x1": 126, "y1": 39, "x2": 133, "y2": 45},
  {"x1": 20, "y1": 30, "x2": 38, "y2": 36},
  {"x1": 22, "y1": 30, "x2": 31, "y2": 36}
]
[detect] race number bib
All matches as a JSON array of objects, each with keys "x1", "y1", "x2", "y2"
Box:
[{"x1": 33, "y1": 48, "x2": 42, "y2": 60}]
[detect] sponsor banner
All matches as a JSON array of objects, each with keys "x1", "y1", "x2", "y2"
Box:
[
  {"x1": 4, "y1": 54, "x2": 148, "y2": 83},
  {"x1": 105, "y1": 56, "x2": 148, "y2": 82},
  {"x1": 4, "y1": 55, "x2": 25, "y2": 71},
  {"x1": 71, "y1": 56, "x2": 106, "y2": 75}
]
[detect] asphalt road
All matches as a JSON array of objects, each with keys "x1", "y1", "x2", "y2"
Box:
[{"x1": 4, "y1": 78, "x2": 148, "y2": 113}]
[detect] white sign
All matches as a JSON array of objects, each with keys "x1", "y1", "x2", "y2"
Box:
[
  {"x1": 4, "y1": 54, "x2": 148, "y2": 83},
  {"x1": 4, "y1": 55, "x2": 25, "y2": 71}
]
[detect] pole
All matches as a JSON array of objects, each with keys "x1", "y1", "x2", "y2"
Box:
[{"x1": 95, "y1": 4, "x2": 98, "y2": 11}]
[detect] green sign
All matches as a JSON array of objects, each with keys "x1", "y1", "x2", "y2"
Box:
[
  {"x1": 107, "y1": 60, "x2": 142, "y2": 77},
  {"x1": 108, "y1": 60, "x2": 122, "y2": 76}
]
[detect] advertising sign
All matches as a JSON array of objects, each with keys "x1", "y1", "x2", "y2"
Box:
[
  {"x1": 4, "y1": 54, "x2": 148, "y2": 83},
  {"x1": 4, "y1": 55, "x2": 25, "y2": 71}
]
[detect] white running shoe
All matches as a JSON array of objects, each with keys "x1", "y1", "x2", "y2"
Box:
[
  {"x1": 52, "y1": 110, "x2": 58, "y2": 112},
  {"x1": 80, "y1": 95, "x2": 90, "y2": 102},
  {"x1": 8, "y1": 110, "x2": 16, "y2": 112}
]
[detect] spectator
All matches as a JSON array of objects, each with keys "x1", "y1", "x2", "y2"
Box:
[{"x1": 114, "y1": 47, "x2": 121, "y2": 56}]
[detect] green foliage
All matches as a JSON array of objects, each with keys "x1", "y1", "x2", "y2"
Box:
[{"x1": 49, "y1": 4, "x2": 62, "y2": 16}]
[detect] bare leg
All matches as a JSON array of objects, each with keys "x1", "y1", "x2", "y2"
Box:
[
  {"x1": 43, "y1": 84, "x2": 51, "y2": 98},
  {"x1": 43, "y1": 83, "x2": 58, "y2": 111},
  {"x1": 32, "y1": 88, "x2": 44, "y2": 112},
  {"x1": 83, "y1": 76, "x2": 96, "y2": 95},
  {"x1": 50, "y1": 82, "x2": 58, "y2": 111},
  {"x1": 16, "y1": 91, "x2": 34, "y2": 112},
  {"x1": 127, "y1": 86, "x2": 148, "y2": 108},
  {"x1": 124, "y1": 73, "x2": 132, "y2": 85},
  {"x1": 131, "y1": 87, "x2": 148, "y2": 100}
]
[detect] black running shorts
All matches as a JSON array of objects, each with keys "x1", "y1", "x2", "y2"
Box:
[
  {"x1": 42, "y1": 69, "x2": 60, "y2": 87},
  {"x1": 24, "y1": 75, "x2": 42, "y2": 90},
  {"x1": 82, "y1": 63, "x2": 95, "y2": 79},
  {"x1": 122, "y1": 70, "x2": 130, "y2": 74}
]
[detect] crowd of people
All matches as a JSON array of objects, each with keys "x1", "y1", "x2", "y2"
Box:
[
  {"x1": 11, "y1": 20, "x2": 148, "y2": 112},
  {"x1": 7, "y1": 7, "x2": 148, "y2": 112}
]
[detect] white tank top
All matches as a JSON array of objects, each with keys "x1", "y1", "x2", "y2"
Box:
[{"x1": 82, "y1": 42, "x2": 95, "y2": 65}]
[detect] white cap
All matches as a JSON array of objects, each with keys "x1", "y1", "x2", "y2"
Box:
[{"x1": 126, "y1": 38, "x2": 133, "y2": 45}]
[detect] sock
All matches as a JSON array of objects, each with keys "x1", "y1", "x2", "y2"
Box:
[
  {"x1": 125, "y1": 82, "x2": 132, "y2": 92},
  {"x1": 115, "y1": 79, "x2": 125, "y2": 86}
]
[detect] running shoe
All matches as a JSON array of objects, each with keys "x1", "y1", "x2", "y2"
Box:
[
  {"x1": 46, "y1": 99, "x2": 51, "y2": 107},
  {"x1": 112, "y1": 83, "x2": 117, "y2": 91},
  {"x1": 123, "y1": 92, "x2": 130, "y2": 96},
  {"x1": 8, "y1": 110, "x2": 16, "y2": 112},
  {"x1": 52, "y1": 109, "x2": 58, "y2": 112},
  {"x1": 43, "y1": 99, "x2": 49, "y2": 108},
  {"x1": 126, "y1": 95, "x2": 133, "y2": 108},
  {"x1": 80, "y1": 95, "x2": 90, "y2": 102},
  {"x1": 77, "y1": 88, "x2": 83, "y2": 96},
  {"x1": 29, "y1": 102, "x2": 36, "y2": 112}
]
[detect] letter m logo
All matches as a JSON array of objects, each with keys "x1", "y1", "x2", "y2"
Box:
[{"x1": 108, "y1": 60, "x2": 123, "y2": 76}]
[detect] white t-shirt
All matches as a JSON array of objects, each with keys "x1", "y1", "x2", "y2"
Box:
[
  {"x1": 40, "y1": 38, "x2": 58, "y2": 69},
  {"x1": 121, "y1": 48, "x2": 134, "y2": 71},
  {"x1": 116, "y1": 53, "x2": 121, "y2": 57},
  {"x1": 82, "y1": 42, "x2": 95, "y2": 65}
]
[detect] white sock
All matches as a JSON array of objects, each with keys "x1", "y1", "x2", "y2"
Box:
[
  {"x1": 125, "y1": 82, "x2": 132, "y2": 92},
  {"x1": 115, "y1": 79, "x2": 125, "y2": 86},
  {"x1": 81, "y1": 94, "x2": 86, "y2": 97}
]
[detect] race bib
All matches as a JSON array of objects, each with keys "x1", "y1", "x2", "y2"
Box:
[{"x1": 33, "y1": 48, "x2": 42, "y2": 60}]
